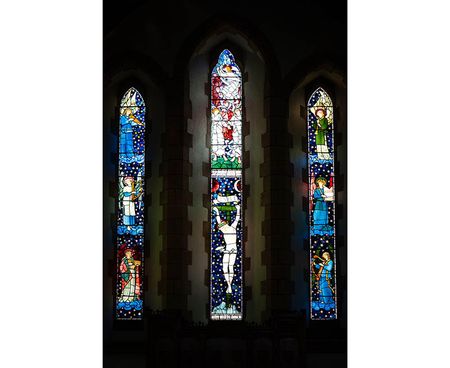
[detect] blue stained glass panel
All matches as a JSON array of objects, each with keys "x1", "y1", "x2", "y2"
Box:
[
  {"x1": 116, "y1": 87, "x2": 146, "y2": 320},
  {"x1": 307, "y1": 87, "x2": 337, "y2": 320}
]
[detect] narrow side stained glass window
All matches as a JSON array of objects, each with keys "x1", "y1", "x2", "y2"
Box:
[
  {"x1": 116, "y1": 87, "x2": 146, "y2": 320},
  {"x1": 210, "y1": 50, "x2": 243, "y2": 320},
  {"x1": 307, "y1": 87, "x2": 337, "y2": 320}
]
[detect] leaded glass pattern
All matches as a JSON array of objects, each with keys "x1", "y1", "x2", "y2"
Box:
[
  {"x1": 116, "y1": 87, "x2": 145, "y2": 319},
  {"x1": 210, "y1": 50, "x2": 243, "y2": 320},
  {"x1": 307, "y1": 87, "x2": 337, "y2": 320}
]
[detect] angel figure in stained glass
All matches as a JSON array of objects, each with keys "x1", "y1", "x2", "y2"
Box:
[
  {"x1": 311, "y1": 252, "x2": 335, "y2": 311},
  {"x1": 311, "y1": 107, "x2": 332, "y2": 160},
  {"x1": 119, "y1": 248, "x2": 141, "y2": 303},
  {"x1": 119, "y1": 176, "x2": 142, "y2": 229},
  {"x1": 119, "y1": 108, "x2": 144, "y2": 158},
  {"x1": 213, "y1": 203, "x2": 240, "y2": 308},
  {"x1": 312, "y1": 177, "x2": 334, "y2": 234}
]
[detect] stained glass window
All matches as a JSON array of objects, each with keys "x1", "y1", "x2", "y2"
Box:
[
  {"x1": 210, "y1": 50, "x2": 243, "y2": 320},
  {"x1": 116, "y1": 87, "x2": 146, "y2": 320},
  {"x1": 307, "y1": 87, "x2": 337, "y2": 320}
]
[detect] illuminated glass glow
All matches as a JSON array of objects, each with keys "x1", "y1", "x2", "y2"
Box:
[
  {"x1": 116, "y1": 87, "x2": 145, "y2": 320},
  {"x1": 307, "y1": 87, "x2": 337, "y2": 320},
  {"x1": 210, "y1": 50, "x2": 243, "y2": 320}
]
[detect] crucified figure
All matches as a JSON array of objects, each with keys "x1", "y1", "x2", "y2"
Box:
[{"x1": 213, "y1": 204, "x2": 241, "y2": 296}]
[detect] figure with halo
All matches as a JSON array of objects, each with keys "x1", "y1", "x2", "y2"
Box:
[
  {"x1": 119, "y1": 90, "x2": 144, "y2": 159},
  {"x1": 312, "y1": 177, "x2": 334, "y2": 234},
  {"x1": 118, "y1": 247, "x2": 141, "y2": 303},
  {"x1": 311, "y1": 105, "x2": 332, "y2": 160},
  {"x1": 311, "y1": 251, "x2": 335, "y2": 311}
]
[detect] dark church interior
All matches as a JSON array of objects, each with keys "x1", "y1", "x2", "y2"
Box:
[{"x1": 104, "y1": 1, "x2": 347, "y2": 367}]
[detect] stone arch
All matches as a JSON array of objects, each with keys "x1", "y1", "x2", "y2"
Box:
[{"x1": 185, "y1": 24, "x2": 269, "y2": 323}]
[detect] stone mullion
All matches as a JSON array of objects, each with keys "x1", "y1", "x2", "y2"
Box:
[
  {"x1": 261, "y1": 99, "x2": 294, "y2": 317},
  {"x1": 158, "y1": 80, "x2": 193, "y2": 316}
]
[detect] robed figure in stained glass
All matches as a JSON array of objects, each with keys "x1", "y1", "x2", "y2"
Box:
[
  {"x1": 119, "y1": 108, "x2": 143, "y2": 158},
  {"x1": 312, "y1": 177, "x2": 333, "y2": 234},
  {"x1": 116, "y1": 87, "x2": 146, "y2": 319},
  {"x1": 119, "y1": 248, "x2": 141, "y2": 303},
  {"x1": 312, "y1": 107, "x2": 332, "y2": 160},
  {"x1": 119, "y1": 176, "x2": 142, "y2": 229},
  {"x1": 307, "y1": 87, "x2": 337, "y2": 320},
  {"x1": 311, "y1": 252, "x2": 336, "y2": 311}
]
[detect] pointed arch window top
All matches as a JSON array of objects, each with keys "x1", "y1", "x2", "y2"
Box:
[
  {"x1": 212, "y1": 49, "x2": 241, "y2": 78},
  {"x1": 307, "y1": 86, "x2": 337, "y2": 320},
  {"x1": 120, "y1": 87, "x2": 146, "y2": 125},
  {"x1": 210, "y1": 49, "x2": 243, "y2": 320},
  {"x1": 116, "y1": 86, "x2": 146, "y2": 320},
  {"x1": 307, "y1": 87, "x2": 333, "y2": 108}
]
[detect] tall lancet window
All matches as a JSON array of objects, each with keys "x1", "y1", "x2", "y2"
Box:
[
  {"x1": 307, "y1": 87, "x2": 337, "y2": 320},
  {"x1": 116, "y1": 87, "x2": 146, "y2": 320},
  {"x1": 210, "y1": 49, "x2": 243, "y2": 320}
]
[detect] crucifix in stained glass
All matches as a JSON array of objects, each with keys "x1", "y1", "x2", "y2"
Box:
[{"x1": 210, "y1": 50, "x2": 243, "y2": 320}]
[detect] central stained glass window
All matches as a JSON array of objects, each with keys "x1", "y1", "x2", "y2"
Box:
[{"x1": 210, "y1": 49, "x2": 243, "y2": 320}]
